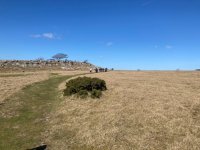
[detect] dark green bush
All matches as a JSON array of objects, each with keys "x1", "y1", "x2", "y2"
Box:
[
  {"x1": 63, "y1": 87, "x2": 76, "y2": 96},
  {"x1": 77, "y1": 90, "x2": 88, "y2": 99},
  {"x1": 91, "y1": 78, "x2": 107, "y2": 91},
  {"x1": 63, "y1": 76, "x2": 107, "y2": 98},
  {"x1": 91, "y1": 89, "x2": 102, "y2": 98}
]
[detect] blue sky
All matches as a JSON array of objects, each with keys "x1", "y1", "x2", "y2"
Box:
[{"x1": 0, "y1": 0, "x2": 200, "y2": 70}]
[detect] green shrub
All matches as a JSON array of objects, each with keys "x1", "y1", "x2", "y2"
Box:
[
  {"x1": 91, "y1": 89, "x2": 102, "y2": 98},
  {"x1": 63, "y1": 87, "x2": 76, "y2": 96},
  {"x1": 63, "y1": 76, "x2": 107, "y2": 98},
  {"x1": 91, "y1": 78, "x2": 107, "y2": 91},
  {"x1": 77, "y1": 90, "x2": 88, "y2": 99}
]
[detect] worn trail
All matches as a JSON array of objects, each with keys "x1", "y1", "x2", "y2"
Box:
[{"x1": 0, "y1": 75, "x2": 75, "y2": 150}]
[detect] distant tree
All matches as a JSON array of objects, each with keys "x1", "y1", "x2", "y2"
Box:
[{"x1": 52, "y1": 53, "x2": 68, "y2": 60}]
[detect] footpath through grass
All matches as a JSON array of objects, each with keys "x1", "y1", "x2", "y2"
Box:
[{"x1": 0, "y1": 74, "x2": 80, "y2": 150}]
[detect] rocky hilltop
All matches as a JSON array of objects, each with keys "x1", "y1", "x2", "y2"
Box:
[{"x1": 0, "y1": 60, "x2": 95, "y2": 72}]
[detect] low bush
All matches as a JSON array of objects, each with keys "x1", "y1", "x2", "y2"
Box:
[
  {"x1": 63, "y1": 76, "x2": 107, "y2": 98},
  {"x1": 91, "y1": 89, "x2": 102, "y2": 98},
  {"x1": 77, "y1": 90, "x2": 88, "y2": 99}
]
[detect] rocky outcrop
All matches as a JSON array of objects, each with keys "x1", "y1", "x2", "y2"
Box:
[{"x1": 0, "y1": 60, "x2": 95, "y2": 71}]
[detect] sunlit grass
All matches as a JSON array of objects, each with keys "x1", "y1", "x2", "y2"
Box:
[{"x1": 0, "y1": 75, "x2": 72, "y2": 149}]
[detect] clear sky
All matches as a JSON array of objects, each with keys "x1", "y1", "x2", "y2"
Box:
[{"x1": 0, "y1": 0, "x2": 200, "y2": 70}]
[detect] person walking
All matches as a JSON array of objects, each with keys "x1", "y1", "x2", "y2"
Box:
[{"x1": 95, "y1": 68, "x2": 98, "y2": 73}]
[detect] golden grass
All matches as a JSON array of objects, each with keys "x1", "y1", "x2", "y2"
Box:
[
  {"x1": 0, "y1": 71, "x2": 87, "y2": 103},
  {"x1": 46, "y1": 71, "x2": 200, "y2": 150}
]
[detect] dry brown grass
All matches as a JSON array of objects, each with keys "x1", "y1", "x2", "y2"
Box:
[
  {"x1": 46, "y1": 71, "x2": 200, "y2": 150},
  {"x1": 0, "y1": 70, "x2": 87, "y2": 103}
]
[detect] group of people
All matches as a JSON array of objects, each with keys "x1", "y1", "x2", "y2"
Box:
[{"x1": 90, "y1": 67, "x2": 108, "y2": 73}]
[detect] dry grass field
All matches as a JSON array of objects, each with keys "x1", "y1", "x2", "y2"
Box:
[
  {"x1": 0, "y1": 71, "x2": 87, "y2": 103},
  {"x1": 0, "y1": 71, "x2": 88, "y2": 149},
  {"x1": 1, "y1": 70, "x2": 200, "y2": 149},
  {"x1": 46, "y1": 71, "x2": 200, "y2": 150}
]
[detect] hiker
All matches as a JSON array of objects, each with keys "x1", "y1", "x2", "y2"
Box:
[{"x1": 95, "y1": 68, "x2": 98, "y2": 73}]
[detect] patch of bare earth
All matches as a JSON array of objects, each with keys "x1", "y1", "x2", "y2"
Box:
[
  {"x1": 0, "y1": 71, "x2": 87, "y2": 103},
  {"x1": 46, "y1": 71, "x2": 200, "y2": 150}
]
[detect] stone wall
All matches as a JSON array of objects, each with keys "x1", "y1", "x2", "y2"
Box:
[{"x1": 0, "y1": 60, "x2": 95, "y2": 71}]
